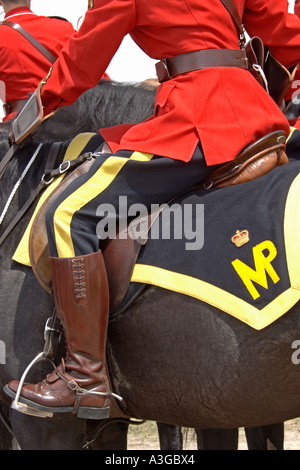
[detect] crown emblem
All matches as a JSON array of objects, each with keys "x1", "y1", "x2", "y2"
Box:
[{"x1": 231, "y1": 229, "x2": 249, "y2": 247}]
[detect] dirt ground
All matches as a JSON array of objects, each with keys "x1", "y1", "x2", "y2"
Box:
[
  {"x1": 127, "y1": 418, "x2": 300, "y2": 450},
  {"x1": 3, "y1": 418, "x2": 299, "y2": 450}
]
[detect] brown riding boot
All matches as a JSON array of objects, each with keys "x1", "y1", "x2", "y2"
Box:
[{"x1": 6, "y1": 251, "x2": 114, "y2": 419}]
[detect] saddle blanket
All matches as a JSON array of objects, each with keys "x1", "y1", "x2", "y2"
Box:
[
  {"x1": 131, "y1": 159, "x2": 300, "y2": 330},
  {"x1": 12, "y1": 129, "x2": 300, "y2": 330}
]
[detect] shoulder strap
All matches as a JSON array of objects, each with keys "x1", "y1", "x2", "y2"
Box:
[
  {"x1": 0, "y1": 20, "x2": 57, "y2": 64},
  {"x1": 219, "y1": 0, "x2": 246, "y2": 46}
]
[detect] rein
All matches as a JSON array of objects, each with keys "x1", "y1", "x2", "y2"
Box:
[
  {"x1": 0, "y1": 143, "x2": 42, "y2": 225},
  {"x1": 0, "y1": 142, "x2": 20, "y2": 180},
  {"x1": 0, "y1": 141, "x2": 62, "y2": 248},
  {"x1": 0, "y1": 143, "x2": 97, "y2": 248}
]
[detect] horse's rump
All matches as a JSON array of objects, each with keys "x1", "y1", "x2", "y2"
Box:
[{"x1": 131, "y1": 161, "x2": 300, "y2": 329}]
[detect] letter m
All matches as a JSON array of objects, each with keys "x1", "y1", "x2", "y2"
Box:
[{"x1": 231, "y1": 240, "x2": 280, "y2": 300}]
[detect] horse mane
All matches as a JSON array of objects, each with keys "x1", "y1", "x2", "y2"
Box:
[
  {"x1": 0, "y1": 123, "x2": 11, "y2": 156},
  {"x1": 0, "y1": 80, "x2": 156, "y2": 147},
  {"x1": 77, "y1": 79, "x2": 156, "y2": 127},
  {"x1": 32, "y1": 80, "x2": 156, "y2": 143}
]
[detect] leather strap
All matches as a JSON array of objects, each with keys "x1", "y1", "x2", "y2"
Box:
[
  {"x1": 0, "y1": 142, "x2": 63, "y2": 248},
  {"x1": 200, "y1": 131, "x2": 287, "y2": 188},
  {"x1": 156, "y1": 0, "x2": 249, "y2": 83},
  {"x1": 219, "y1": 0, "x2": 245, "y2": 44},
  {"x1": 0, "y1": 143, "x2": 20, "y2": 181},
  {"x1": 0, "y1": 20, "x2": 57, "y2": 64},
  {"x1": 156, "y1": 48, "x2": 248, "y2": 83}
]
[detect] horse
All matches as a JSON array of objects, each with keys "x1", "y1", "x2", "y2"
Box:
[
  {"x1": 0, "y1": 80, "x2": 157, "y2": 450},
  {"x1": 0, "y1": 81, "x2": 296, "y2": 450}
]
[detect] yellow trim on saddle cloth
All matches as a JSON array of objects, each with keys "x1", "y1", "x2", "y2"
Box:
[
  {"x1": 53, "y1": 151, "x2": 154, "y2": 258},
  {"x1": 288, "y1": 126, "x2": 297, "y2": 140},
  {"x1": 286, "y1": 127, "x2": 298, "y2": 141},
  {"x1": 131, "y1": 172, "x2": 300, "y2": 330},
  {"x1": 12, "y1": 133, "x2": 97, "y2": 266}
]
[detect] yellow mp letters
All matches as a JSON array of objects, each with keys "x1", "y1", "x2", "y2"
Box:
[{"x1": 232, "y1": 240, "x2": 280, "y2": 300}]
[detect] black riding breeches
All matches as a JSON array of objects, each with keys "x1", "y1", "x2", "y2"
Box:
[{"x1": 45, "y1": 143, "x2": 215, "y2": 258}]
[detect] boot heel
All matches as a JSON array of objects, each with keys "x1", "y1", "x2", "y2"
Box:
[{"x1": 77, "y1": 406, "x2": 110, "y2": 420}]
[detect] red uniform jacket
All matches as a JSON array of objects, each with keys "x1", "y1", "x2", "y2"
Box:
[
  {"x1": 40, "y1": 0, "x2": 300, "y2": 165},
  {"x1": 286, "y1": 0, "x2": 300, "y2": 128},
  {"x1": 0, "y1": 7, "x2": 75, "y2": 120},
  {"x1": 284, "y1": 1, "x2": 300, "y2": 102}
]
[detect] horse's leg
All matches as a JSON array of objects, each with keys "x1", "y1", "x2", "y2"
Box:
[
  {"x1": 156, "y1": 422, "x2": 183, "y2": 450},
  {"x1": 0, "y1": 403, "x2": 14, "y2": 450},
  {"x1": 85, "y1": 420, "x2": 129, "y2": 450},
  {"x1": 10, "y1": 412, "x2": 86, "y2": 450},
  {"x1": 86, "y1": 420, "x2": 182, "y2": 450},
  {"x1": 196, "y1": 428, "x2": 239, "y2": 450},
  {"x1": 244, "y1": 424, "x2": 284, "y2": 450}
]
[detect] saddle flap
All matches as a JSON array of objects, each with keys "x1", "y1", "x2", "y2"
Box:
[
  {"x1": 29, "y1": 167, "x2": 86, "y2": 293},
  {"x1": 29, "y1": 158, "x2": 154, "y2": 311}
]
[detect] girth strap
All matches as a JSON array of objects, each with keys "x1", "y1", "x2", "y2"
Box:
[{"x1": 156, "y1": 48, "x2": 248, "y2": 83}]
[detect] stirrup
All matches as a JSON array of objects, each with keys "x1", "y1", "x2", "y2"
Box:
[
  {"x1": 7, "y1": 312, "x2": 123, "y2": 418},
  {"x1": 10, "y1": 312, "x2": 62, "y2": 418},
  {"x1": 10, "y1": 352, "x2": 55, "y2": 418}
]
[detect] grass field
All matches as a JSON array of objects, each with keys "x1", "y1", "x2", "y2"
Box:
[{"x1": 127, "y1": 418, "x2": 300, "y2": 450}]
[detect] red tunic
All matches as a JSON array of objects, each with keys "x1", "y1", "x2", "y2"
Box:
[
  {"x1": 284, "y1": 1, "x2": 300, "y2": 102},
  {"x1": 0, "y1": 7, "x2": 75, "y2": 121},
  {"x1": 40, "y1": 0, "x2": 300, "y2": 165},
  {"x1": 286, "y1": 0, "x2": 300, "y2": 129}
]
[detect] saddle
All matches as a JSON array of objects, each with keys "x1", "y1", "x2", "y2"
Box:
[
  {"x1": 28, "y1": 130, "x2": 288, "y2": 312},
  {"x1": 29, "y1": 156, "x2": 152, "y2": 312},
  {"x1": 201, "y1": 130, "x2": 288, "y2": 188}
]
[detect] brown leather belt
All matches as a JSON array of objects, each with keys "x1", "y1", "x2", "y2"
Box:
[
  {"x1": 155, "y1": 48, "x2": 249, "y2": 83},
  {"x1": 4, "y1": 98, "x2": 29, "y2": 116}
]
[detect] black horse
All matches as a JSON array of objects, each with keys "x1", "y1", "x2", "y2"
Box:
[
  {"x1": 0, "y1": 81, "x2": 294, "y2": 450},
  {"x1": 0, "y1": 80, "x2": 157, "y2": 450}
]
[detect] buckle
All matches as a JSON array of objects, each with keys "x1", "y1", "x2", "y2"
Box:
[
  {"x1": 68, "y1": 379, "x2": 79, "y2": 391},
  {"x1": 59, "y1": 160, "x2": 71, "y2": 174},
  {"x1": 155, "y1": 59, "x2": 172, "y2": 83}
]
